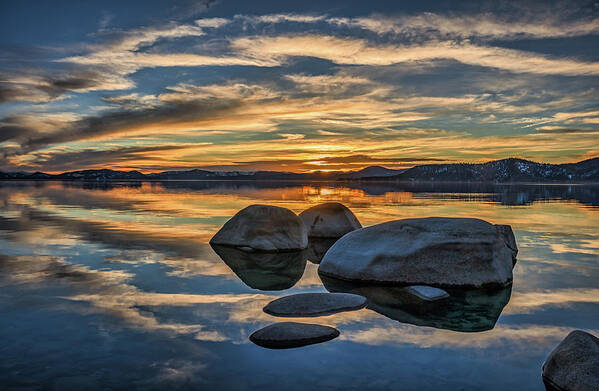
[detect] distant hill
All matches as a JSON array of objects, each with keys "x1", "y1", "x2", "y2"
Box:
[
  {"x1": 336, "y1": 166, "x2": 405, "y2": 179},
  {"x1": 0, "y1": 159, "x2": 597, "y2": 183},
  {"x1": 371, "y1": 158, "x2": 599, "y2": 183}
]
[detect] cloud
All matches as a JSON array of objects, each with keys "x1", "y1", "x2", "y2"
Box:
[
  {"x1": 1, "y1": 99, "x2": 244, "y2": 157},
  {"x1": 2, "y1": 10, "x2": 598, "y2": 172},
  {"x1": 232, "y1": 35, "x2": 599, "y2": 76},
  {"x1": 237, "y1": 13, "x2": 327, "y2": 24},
  {"x1": 329, "y1": 13, "x2": 599, "y2": 40},
  {"x1": 0, "y1": 70, "x2": 134, "y2": 103},
  {"x1": 23, "y1": 145, "x2": 196, "y2": 171},
  {"x1": 194, "y1": 17, "x2": 229, "y2": 28},
  {"x1": 536, "y1": 126, "x2": 599, "y2": 134}
]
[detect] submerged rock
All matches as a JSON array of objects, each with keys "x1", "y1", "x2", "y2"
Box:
[
  {"x1": 322, "y1": 275, "x2": 511, "y2": 332},
  {"x1": 404, "y1": 285, "x2": 449, "y2": 301},
  {"x1": 211, "y1": 244, "x2": 306, "y2": 291},
  {"x1": 305, "y1": 237, "x2": 338, "y2": 264},
  {"x1": 249, "y1": 322, "x2": 340, "y2": 349},
  {"x1": 319, "y1": 217, "x2": 518, "y2": 288},
  {"x1": 263, "y1": 292, "x2": 367, "y2": 317},
  {"x1": 542, "y1": 330, "x2": 599, "y2": 391},
  {"x1": 299, "y1": 202, "x2": 361, "y2": 238},
  {"x1": 210, "y1": 204, "x2": 308, "y2": 251}
]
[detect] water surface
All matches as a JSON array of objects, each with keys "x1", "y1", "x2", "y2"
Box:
[{"x1": 0, "y1": 181, "x2": 597, "y2": 390}]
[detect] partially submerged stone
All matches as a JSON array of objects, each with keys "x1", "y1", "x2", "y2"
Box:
[
  {"x1": 542, "y1": 330, "x2": 599, "y2": 391},
  {"x1": 263, "y1": 292, "x2": 367, "y2": 317},
  {"x1": 319, "y1": 217, "x2": 518, "y2": 288},
  {"x1": 299, "y1": 202, "x2": 361, "y2": 238},
  {"x1": 210, "y1": 204, "x2": 308, "y2": 251},
  {"x1": 211, "y1": 244, "x2": 306, "y2": 291},
  {"x1": 404, "y1": 285, "x2": 449, "y2": 301},
  {"x1": 249, "y1": 322, "x2": 340, "y2": 349}
]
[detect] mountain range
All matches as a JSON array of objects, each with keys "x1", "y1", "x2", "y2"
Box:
[{"x1": 1, "y1": 158, "x2": 597, "y2": 183}]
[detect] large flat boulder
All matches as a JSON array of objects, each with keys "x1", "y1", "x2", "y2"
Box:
[
  {"x1": 249, "y1": 322, "x2": 340, "y2": 349},
  {"x1": 299, "y1": 203, "x2": 361, "y2": 238},
  {"x1": 319, "y1": 217, "x2": 517, "y2": 288},
  {"x1": 542, "y1": 330, "x2": 599, "y2": 391},
  {"x1": 263, "y1": 292, "x2": 367, "y2": 317},
  {"x1": 210, "y1": 204, "x2": 308, "y2": 251}
]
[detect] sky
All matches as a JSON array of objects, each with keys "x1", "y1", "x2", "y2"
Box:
[{"x1": 0, "y1": 0, "x2": 598, "y2": 173}]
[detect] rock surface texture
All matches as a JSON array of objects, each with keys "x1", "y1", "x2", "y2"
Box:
[
  {"x1": 299, "y1": 203, "x2": 361, "y2": 238},
  {"x1": 210, "y1": 204, "x2": 308, "y2": 251},
  {"x1": 319, "y1": 217, "x2": 518, "y2": 288},
  {"x1": 542, "y1": 330, "x2": 599, "y2": 391},
  {"x1": 263, "y1": 292, "x2": 367, "y2": 317},
  {"x1": 249, "y1": 322, "x2": 340, "y2": 349}
]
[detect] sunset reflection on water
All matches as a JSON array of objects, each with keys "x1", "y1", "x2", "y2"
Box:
[{"x1": 0, "y1": 181, "x2": 597, "y2": 390}]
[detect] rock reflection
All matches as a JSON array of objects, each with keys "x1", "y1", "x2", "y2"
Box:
[
  {"x1": 304, "y1": 238, "x2": 338, "y2": 264},
  {"x1": 211, "y1": 244, "x2": 307, "y2": 290},
  {"x1": 322, "y1": 276, "x2": 512, "y2": 332}
]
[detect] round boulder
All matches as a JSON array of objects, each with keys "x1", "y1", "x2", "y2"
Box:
[
  {"x1": 249, "y1": 322, "x2": 340, "y2": 349},
  {"x1": 542, "y1": 330, "x2": 599, "y2": 391},
  {"x1": 299, "y1": 202, "x2": 361, "y2": 238},
  {"x1": 263, "y1": 292, "x2": 367, "y2": 317},
  {"x1": 318, "y1": 217, "x2": 518, "y2": 288},
  {"x1": 210, "y1": 204, "x2": 308, "y2": 251}
]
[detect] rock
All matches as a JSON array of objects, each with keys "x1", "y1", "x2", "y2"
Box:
[
  {"x1": 305, "y1": 237, "x2": 338, "y2": 264},
  {"x1": 322, "y1": 275, "x2": 512, "y2": 332},
  {"x1": 319, "y1": 217, "x2": 517, "y2": 288},
  {"x1": 495, "y1": 224, "x2": 518, "y2": 265},
  {"x1": 299, "y1": 202, "x2": 361, "y2": 238},
  {"x1": 249, "y1": 322, "x2": 340, "y2": 349},
  {"x1": 263, "y1": 292, "x2": 367, "y2": 317},
  {"x1": 542, "y1": 330, "x2": 599, "y2": 391},
  {"x1": 404, "y1": 285, "x2": 449, "y2": 301},
  {"x1": 210, "y1": 204, "x2": 308, "y2": 251},
  {"x1": 211, "y1": 244, "x2": 306, "y2": 291}
]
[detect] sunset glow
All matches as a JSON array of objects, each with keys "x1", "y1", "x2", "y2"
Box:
[{"x1": 1, "y1": 1, "x2": 598, "y2": 173}]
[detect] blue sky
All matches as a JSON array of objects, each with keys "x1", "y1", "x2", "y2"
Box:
[{"x1": 1, "y1": 0, "x2": 598, "y2": 172}]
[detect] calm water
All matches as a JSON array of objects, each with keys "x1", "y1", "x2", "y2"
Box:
[{"x1": 0, "y1": 181, "x2": 597, "y2": 390}]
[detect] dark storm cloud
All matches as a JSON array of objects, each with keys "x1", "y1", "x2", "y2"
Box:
[
  {"x1": 0, "y1": 125, "x2": 33, "y2": 143},
  {"x1": 26, "y1": 145, "x2": 193, "y2": 171},
  {"x1": 1, "y1": 99, "x2": 243, "y2": 156},
  {"x1": 0, "y1": 68, "x2": 128, "y2": 103}
]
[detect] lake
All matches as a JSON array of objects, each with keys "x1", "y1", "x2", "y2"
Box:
[{"x1": 0, "y1": 181, "x2": 597, "y2": 390}]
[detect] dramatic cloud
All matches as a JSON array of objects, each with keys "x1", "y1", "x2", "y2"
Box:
[
  {"x1": 0, "y1": 69, "x2": 134, "y2": 103},
  {"x1": 232, "y1": 35, "x2": 599, "y2": 76},
  {"x1": 329, "y1": 13, "x2": 599, "y2": 40},
  {"x1": 23, "y1": 145, "x2": 196, "y2": 171},
  {"x1": 1, "y1": 6, "x2": 598, "y2": 172}
]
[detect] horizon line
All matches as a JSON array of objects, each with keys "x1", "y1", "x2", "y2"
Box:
[{"x1": 3, "y1": 156, "x2": 597, "y2": 176}]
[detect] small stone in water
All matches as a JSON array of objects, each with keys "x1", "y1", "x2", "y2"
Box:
[
  {"x1": 404, "y1": 285, "x2": 449, "y2": 301},
  {"x1": 249, "y1": 322, "x2": 340, "y2": 349}
]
